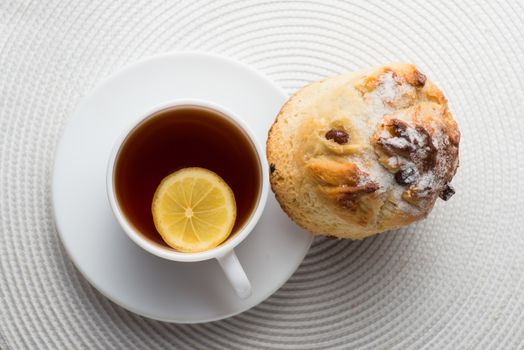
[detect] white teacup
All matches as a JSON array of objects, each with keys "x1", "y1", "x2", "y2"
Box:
[{"x1": 106, "y1": 99, "x2": 269, "y2": 299}]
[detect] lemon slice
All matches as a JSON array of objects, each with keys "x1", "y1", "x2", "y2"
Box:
[{"x1": 151, "y1": 167, "x2": 237, "y2": 253}]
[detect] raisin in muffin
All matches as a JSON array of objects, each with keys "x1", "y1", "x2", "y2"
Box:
[{"x1": 266, "y1": 63, "x2": 460, "y2": 239}]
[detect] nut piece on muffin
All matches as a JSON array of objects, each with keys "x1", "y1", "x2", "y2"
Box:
[{"x1": 266, "y1": 63, "x2": 460, "y2": 239}]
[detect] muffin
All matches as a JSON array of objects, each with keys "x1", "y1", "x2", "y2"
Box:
[{"x1": 266, "y1": 63, "x2": 460, "y2": 239}]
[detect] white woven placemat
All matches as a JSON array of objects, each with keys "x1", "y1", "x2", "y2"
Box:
[{"x1": 1, "y1": 1, "x2": 524, "y2": 349}]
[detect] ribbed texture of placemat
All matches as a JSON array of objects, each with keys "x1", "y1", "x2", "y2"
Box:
[{"x1": 1, "y1": 1, "x2": 524, "y2": 349}]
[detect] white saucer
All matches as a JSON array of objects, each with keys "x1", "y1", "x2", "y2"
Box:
[{"x1": 52, "y1": 52, "x2": 313, "y2": 323}]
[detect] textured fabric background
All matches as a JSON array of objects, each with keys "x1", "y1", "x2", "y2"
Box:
[{"x1": 1, "y1": 1, "x2": 524, "y2": 349}]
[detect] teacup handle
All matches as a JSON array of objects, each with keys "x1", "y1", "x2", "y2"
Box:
[{"x1": 216, "y1": 250, "x2": 252, "y2": 299}]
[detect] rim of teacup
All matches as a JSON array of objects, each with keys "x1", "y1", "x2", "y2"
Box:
[{"x1": 106, "y1": 98, "x2": 269, "y2": 262}]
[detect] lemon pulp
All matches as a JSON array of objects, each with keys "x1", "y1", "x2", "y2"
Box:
[{"x1": 151, "y1": 167, "x2": 237, "y2": 252}]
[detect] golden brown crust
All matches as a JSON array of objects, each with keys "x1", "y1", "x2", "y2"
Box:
[
  {"x1": 307, "y1": 158, "x2": 380, "y2": 214},
  {"x1": 267, "y1": 63, "x2": 460, "y2": 239}
]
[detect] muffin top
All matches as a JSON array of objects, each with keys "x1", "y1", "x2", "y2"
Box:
[{"x1": 266, "y1": 63, "x2": 460, "y2": 239}]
